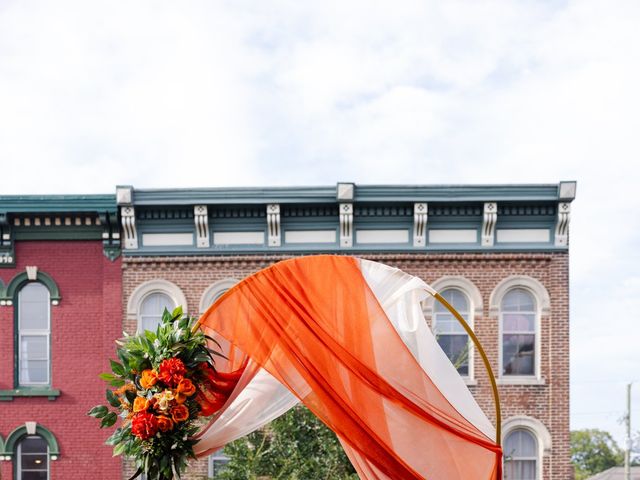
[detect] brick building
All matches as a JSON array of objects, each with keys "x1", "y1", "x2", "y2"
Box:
[
  {"x1": 0, "y1": 195, "x2": 122, "y2": 479},
  {"x1": 1, "y1": 182, "x2": 576, "y2": 480},
  {"x1": 117, "y1": 181, "x2": 576, "y2": 480}
]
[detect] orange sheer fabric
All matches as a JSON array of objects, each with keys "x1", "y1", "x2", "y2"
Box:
[{"x1": 198, "y1": 255, "x2": 502, "y2": 479}]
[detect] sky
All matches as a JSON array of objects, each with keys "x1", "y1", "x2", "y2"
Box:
[{"x1": 1, "y1": 0, "x2": 639, "y2": 446}]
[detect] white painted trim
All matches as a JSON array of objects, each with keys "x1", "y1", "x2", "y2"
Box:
[
  {"x1": 141, "y1": 233, "x2": 194, "y2": 247},
  {"x1": 213, "y1": 231, "x2": 264, "y2": 245},
  {"x1": 356, "y1": 229, "x2": 409, "y2": 244},
  {"x1": 496, "y1": 229, "x2": 550, "y2": 243},
  {"x1": 127, "y1": 279, "x2": 188, "y2": 329},
  {"x1": 489, "y1": 276, "x2": 551, "y2": 317},
  {"x1": 284, "y1": 230, "x2": 336, "y2": 244},
  {"x1": 502, "y1": 415, "x2": 553, "y2": 480},
  {"x1": 428, "y1": 229, "x2": 477, "y2": 243},
  {"x1": 199, "y1": 278, "x2": 239, "y2": 314},
  {"x1": 491, "y1": 276, "x2": 549, "y2": 381}
]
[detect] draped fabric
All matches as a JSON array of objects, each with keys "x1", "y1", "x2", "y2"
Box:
[{"x1": 194, "y1": 255, "x2": 502, "y2": 480}]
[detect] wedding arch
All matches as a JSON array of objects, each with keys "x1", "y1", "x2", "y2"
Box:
[{"x1": 192, "y1": 255, "x2": 503, "y2": 480}]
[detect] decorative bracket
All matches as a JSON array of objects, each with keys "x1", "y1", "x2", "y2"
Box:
[
  {"x1": 0, "y1": 212, "x2": 15, "y2": 268},
  {"x1": 267, "y1": 204, "x2": 281, "y2": 247},
  {"x1": 482, "y1": 202, "x2": 497, "y2": 247},
  {"x1": 194, "y1": 205, "x2": 210, "y2": 248},
  {"x1": 121, "y1": 206, "x2": 138, "y2": 250},
  {"x1": 340, "y1": 203, "x2": 353, "y2": 247},
  {"x1": 555, "y1": 202, "x2": 571, "y2": 246},
  {"x1": 413, "y1": 203, "x2": 428, "y2": 247},
  {"x1": 99, "y1": 211, "x2": 121, "y2": 261}
]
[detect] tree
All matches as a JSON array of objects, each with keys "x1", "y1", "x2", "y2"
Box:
[
  {"x1": 216, "y1": 405, "x2": 357, "y2": 480},
  {"x1": 571, "y1": 429, "x2": 623, "y2": 480}
]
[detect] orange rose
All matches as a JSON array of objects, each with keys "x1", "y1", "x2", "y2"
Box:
[
  {"x1": 133, "y1": 396, "x2": 150, "y2": 412},
  {"x1": 140, "y1": 369, "x2": 158, "y2": 390},
  {"x1": 177, "y1": 378, "x2": 196, "y2": 396},
  {"x1": 156, "y1": 416, "x2": 174, "y2": 432},
  {"x1": 171, "y1": 404, "x2": 189, "y2": 423}
]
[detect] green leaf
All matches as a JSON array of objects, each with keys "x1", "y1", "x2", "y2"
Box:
[
  {"x1": 171, "y1": 305, "x2": 183, "y2": 320},
  {"x1": 88, "y1": 405, "x2": 109, "y2": 418},
  {"x1": 110, "y1": 360, "x2": 126, "y2": 376},
  {"x1": 109, "y1": 377, "x2": 126, "y2": 387},
  {"x1": 106, "y1": 389, "x2": 121, "y2": 408},
  {"x1": 113, "y1": 441, "x2": 128, "y2": 456},
  {"x1": 100, "y1": 411, "x2": 118, "y2": 428},
  {"x1": 99, "y1": 372, "x2": 116, "y2": 382}
]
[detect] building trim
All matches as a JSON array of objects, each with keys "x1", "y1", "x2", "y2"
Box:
[
  {"x1": 127, "y1": 279, "x2": 189, "y2": 324},
  {"x1": 199, "y1": 279, "x2": 240, "y2": 314},
  {"x1": 2, "y1": 270, "x2": 61, "y2": 305},
  {"x1": 1, "y1": 423, "x2": 60, "y2": 459}
]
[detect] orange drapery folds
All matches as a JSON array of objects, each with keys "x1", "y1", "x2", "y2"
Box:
[{"x1": 198, "y1": 255, "x2": 502, "y2": 479}]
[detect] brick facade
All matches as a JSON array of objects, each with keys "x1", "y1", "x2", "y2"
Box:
[
  {"x1": 0, "y1": 241, "x2": 122, "y2": 480},
  {"x1": 122, "y1": 252, "x2": 571, "y2": 480}
]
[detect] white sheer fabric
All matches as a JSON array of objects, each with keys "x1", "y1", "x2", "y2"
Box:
[{"x1": 194, "y1": 259, "x2": 496, "y2": 475}]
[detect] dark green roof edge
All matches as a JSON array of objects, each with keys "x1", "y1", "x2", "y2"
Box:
[
  {"x1": 130, "y1": 183, "x2": 576, "y2": 206},
  {"x1": 0, "y1": 194, "x2": 116, "y2": 213}
]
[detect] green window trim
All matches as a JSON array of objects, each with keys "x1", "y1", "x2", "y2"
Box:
[
  {"x1": 1, "y1": 423, "x2": 60, "y2": 458},
  {"x1": 2, "y1": 270, "x2": 61, "y2": 304},
  {"x1": 0, "y1": 388, "x2": 60, "y2": 401},
  {"x1": 0, "y1": 279, "x2": 5, "y2": 302}
]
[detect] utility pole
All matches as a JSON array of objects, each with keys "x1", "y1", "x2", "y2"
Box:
[{"x1": 626, "y1": 383, "x2": 632, "y2": 480}]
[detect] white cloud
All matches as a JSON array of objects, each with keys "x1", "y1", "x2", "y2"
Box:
[{"x1": 1, "y1": 0, "x2": 640, "y2": 443}]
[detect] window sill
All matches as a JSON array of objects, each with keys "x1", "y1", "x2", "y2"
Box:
[
  {"x1": 496, "y1": 377, "x2": 545, "y2": 386},
  {"x1": 463, "y1": 378, "x2": 478, "y2": 386},
  {"x1": 0, "y1": 388, "x2": 60, "y2": 401}
]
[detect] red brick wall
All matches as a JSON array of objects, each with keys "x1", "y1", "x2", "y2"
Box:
[
  {"x1": 0, "y1": 241, "x2": 122, "y2": 480},
  {"x1": 122, "y1": 252, "x2": 571, "y2": 480}
]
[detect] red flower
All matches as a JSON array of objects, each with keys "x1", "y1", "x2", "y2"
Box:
[
  {"x1": 157, "y1": 358, "x2": 186, "y2": 387},
  {"x1": 131, "y1": 412, "x2": 159, "y2": 440}
]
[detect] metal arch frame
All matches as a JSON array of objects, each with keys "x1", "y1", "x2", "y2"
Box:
[{"x1": 432, "y1": 291, "x2": 502, "y2": 445}]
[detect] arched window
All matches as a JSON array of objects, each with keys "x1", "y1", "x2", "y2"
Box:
[
  {"x1": 433, "y1": 288, "x2": 470, "y2": 376},
  {"x1": 127, "y1": 279, "x2": 187, "y2": 334},
  {"x1": 501, "y1": 288, "x2": 536, "y2": 376},
  {"x1": 16, "y1": 435, "x2": 49, "y2": 479},
  {"x1": 139, "y1": 292, "x2": 175, "y2": 332},
  {"x1": 18, "y1": 283, "x2": 51, "y2": 386},
  {"x1": 199, "y1": 279, "x2": 239, "y2": 314},
  {"x1": 504, "y1": 429, "x2": 538, "y2": 480}
]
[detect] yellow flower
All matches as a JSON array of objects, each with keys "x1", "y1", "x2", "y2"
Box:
[{"x1": 140, "y1": 369, "x2": 158, "y2": 390}]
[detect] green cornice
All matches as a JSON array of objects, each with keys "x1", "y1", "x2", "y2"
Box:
[
  {"x1": 129, "y1": 183, "x2": 575, "y2": 206},
  {"x1": 0, "y1": 194, "x2": 116, "y2": 213}
]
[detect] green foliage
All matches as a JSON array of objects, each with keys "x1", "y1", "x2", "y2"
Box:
[
  {"x1": 88, "y1": 306, "x2": 218, "y2": 480},
  {"x1": 217, "y1": 405, "x2": 357, "y2": 480},
  {"x1": 571, "y1": 429, "x2": 624, "y2": 480}
]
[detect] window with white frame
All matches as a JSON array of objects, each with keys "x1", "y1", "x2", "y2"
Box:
[
  {"x1": 18, "y1": 283, "x2": 51, "y2": 386},
  {"x1": 433, "y1": 288, "x2": 470, "y2": 376},
  {"x1": 504, "y1": 429, "x2": 537, "y2": 480},
  {"x1": 501, "y1": 288, "x2": 536, "y2": 376},
  {"x1": 17, "y1": 435, "x2": 49, "y2": 479},
  {"x1": 138, "y1": 292, "x2": 175, "y2": 333},
  {"x1": 208, "y1": 449, "x2": 230, "y2": 478}
]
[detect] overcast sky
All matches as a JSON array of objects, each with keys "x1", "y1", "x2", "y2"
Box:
[{"x1": 1, "y1": 0, "x2": 639, "y2": 444}]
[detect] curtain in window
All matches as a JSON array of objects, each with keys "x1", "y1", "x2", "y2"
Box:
[
  {"x1": 18, "y1": 283, "x2": 50, "y2": 385},
  {"x1": 504, "y1": 429, "x2": 537, "y2": 480},
  {"x1": 194, "y1": 255, "x2": 502, "y2": 480}
]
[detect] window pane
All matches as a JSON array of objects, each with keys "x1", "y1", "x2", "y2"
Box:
[
  {"x1": 502, "y1": 288, "x2": 535, "y2": 312},
  {"x1": 22, "y1": 472, "x2": 48, "y2": 480},
  {"x1": 434, "y1": 289, "x2": 469, "y2": 313},
  {"x1": 503, "y1": 334, "x2": 535, "y2": 375},
  {"x1": 21, "y1": 336, "x2": 48, "y2": 359},
  {"x1": 140, "y1": 293, "x2": 175, "y2": 332},
  {"x1": 20, "y1": 437, "x2": 47, "y2": 454},
  {"x1": 19, "y1": 283, "x2": 49, "y2": 330},
  {"x1": 210, "y1": 449, "x2": 229, "y2": 477},
  {"x1": 20, "y1": 360, "x2": 49, "y2": 384},
  {"x1": 433, "y1": 313, "x2": 465, "y2": 334},
  {"x1": 21, "y1": 453, "x2": 48, "y2": 470},
  {"x1": 503, "y1": 313, "x2": 535, "y2": 332},
  {"x1": 505, "y1": 430, "x2": 537, "y2": 457},
  {"x1": 505, "y1": 459, "x2": 536, "y2": 480},
  {"x1": 437, "y1": 334, "x2": 469, "y2": 375}
]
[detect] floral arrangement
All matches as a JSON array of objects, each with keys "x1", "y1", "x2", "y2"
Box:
[{"x1": 88, "y1": 307, "x2": 242, "y2": 480}]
